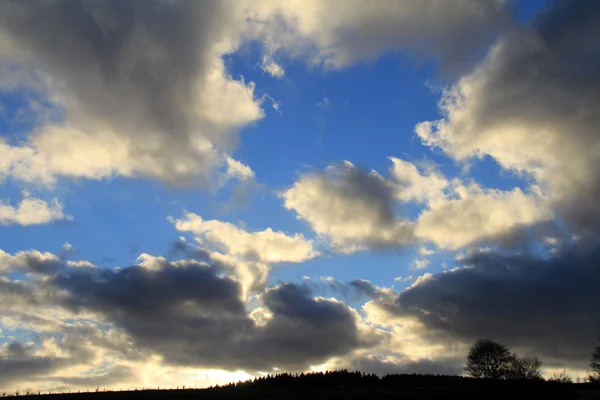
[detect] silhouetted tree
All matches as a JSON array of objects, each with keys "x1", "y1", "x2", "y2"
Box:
[
  {"x1": 548, "y1": 370, "x2": 572, "y2": 384},
  {"x1": 506, "y1": 355, "x2": 543, "y2": 381},
  {"x1": 591, "y1": 339, "x2": 600, "y2": 380},
  {"x1": 465, "y1": 339, "x2": 514, "y2": 379}
]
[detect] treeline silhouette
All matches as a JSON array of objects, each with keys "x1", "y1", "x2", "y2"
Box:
[
  {"x1": 207, "y1": 369, "x2": 582, "y2": 391},
  {"x1": 210, "y1": 369, "x2": 470, "y2": 390},
  {"x1": 1, "y1": 370, "x2": 596, "y2": 400}
]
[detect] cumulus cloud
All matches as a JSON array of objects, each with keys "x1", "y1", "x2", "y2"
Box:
[
  {"x1": 224, "y1": 156, "x2": 255, "y2": 183},
  {"x1": 0, "y1": 249, "x2": 61, "y2": 276},
  {"x1": 0, "y1": 0, "x2": 510, "y2": 190},
  {"x1": 0, "y1": 341, "x2": 70, "y2": 389},
  {"x1": 245, "y1": 0, "x2": 509, "y2": 73},
  {"x1": 282, "y1": 158, "x2": 551, "y2": 252},
  {"x1": 382, "y1": 245, "x2": 600, "y2": 370},
  {"x1": 0, "y1": 0, "x2": 264, "y2": 187},
  {"x1": 0, "y1": 248, "x2": 382, "y2": 391},
  {"x1": 389, "y1": 158, "x2": 448, "y2": 204},
  {"x1": 416, "y1": 0, "x2": 600, "y2": 235},
  {"x1": 282, "y1": 161, "x2": 414, "y2": 253},
  {"x1": 414, "y1": 181, "x2": 551, "y2": 249},
  {"x1": 0, "y1": 191, "x2": 69, "y2": 226},
  {"x1": 172, "y1": 212, "x2": 319, "y2": 263},
  {"x1": 409, "y1": 258, "x2": 430, "y2": 271}
]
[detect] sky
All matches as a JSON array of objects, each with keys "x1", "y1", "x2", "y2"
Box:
[{"x1": 0, "y1": 0, "x2": 599, "y2": 392}]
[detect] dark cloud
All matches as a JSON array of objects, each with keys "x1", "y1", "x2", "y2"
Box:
[
  {"x1": 0, "y1": 253, "x2": 380, "y2": 374},
  {"x1": 54, "y1": 258, "x2": 245, "y2": 318},
  {"x1": 349, "y1": 279, "x2": 387, "y2": 299},
  {"x1": 387, "y1": 246, "x2": 600, "y2": 369},
  {"x1": 59, "y1": 366, "x2": 135, "y2": 388},
  {"x1": 0, "y1": 342, "x2": 67, "y2": 388},
  {"x1": 339, "y1": 355, "x2": 464, "y2": 377},
  {"x1": 243, "y1": 283, "x2": 379, "y2": 371}
]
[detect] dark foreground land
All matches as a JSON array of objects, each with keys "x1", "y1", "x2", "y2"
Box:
[{"x1": 5, "y1": 372, "x2": 600, "y2": 399}]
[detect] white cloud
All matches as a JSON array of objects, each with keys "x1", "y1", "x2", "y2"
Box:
[
  {"x1": 261, "y1": 57, "x2": 285, "y2": 78},
  {"x1": 243, "y1": 0, "x2": 508, "y2": 72},
  {"x1": 0, "y1": 249, "x2": 60, "y2": 276},
  {"x1": 317, "y1": 98, "x2": 330, "y2": 108},
  {"x1": 410, "y1": 258, "x2": 430, "y2": 270},
  {"x1": 0, "y1": 2, "x2": 264, "y2": 188},
  {"x1": 415, "y1": 2, "x2": 600, "y2": 234},
  {"x1": 414, "y1": 181, "x2": 550, "y2": 249},
  {"x1": 0, "y1": 0, "x2": 508, "y2": 190},
  {"x1": 66, "y1": 260, "x2": 96, "y2": 269},
  {"x1": 173, "y1": 212, "x2": 319, "y2": 263},
  {"x1": 418, "y1": 246, "x2": 435, "y2": 256},
  {"x1": 224, "y1": 156, "x2": 255, "y2": 182},
  {"x1": 389, "y1": 157, "x2": 448, "y2": 203},
  {"x1": 0, "y1": 191, "x2": 70, "y2": 226},
  {"x1": 283, "y1": 158, "x2": 550, "y2": 252},
  {"x1": 281, "y1": 161, "x2": 414, "y2": 253}
]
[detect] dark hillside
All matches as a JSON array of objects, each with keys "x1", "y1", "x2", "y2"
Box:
[{"x1": 4, "y1": 370, "x2": 599, "y2": 400}]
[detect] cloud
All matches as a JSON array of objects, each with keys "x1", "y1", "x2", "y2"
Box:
[
  {"x1": 389, "y1": 157, "x2": 448, "y2": 204},
  {"x1": 416, "y1": 0, "x2": 600, "y2": 235},
  {"x1": 0, "y1": 0, "x2": 508, "y2": 189},
  {"x1": 409, "y1": 258, "x2": 430, "y2": 270},
  {"x1": 414, "y1": 181, "x2": 551, "y2": 249},
  {"x1": 261, "y1": 57, "x2": 285, "y2": 78},
  {"x1": 172, "y1": 212, "x2": 319, "y2": 263},
  {"x1": 389, "y1": 158, "x2": 551, "y2": 249},
  {"x1": 0, "y1": 191, "x2": 70, "y2": 226},
  {"x1": 282, "y1": 161, "x2": 414, "y2": 253},
  {"x1": 0, "y1": 342, "x2": 69, "y2": 389},
  {"x1": 283, "y1": 158, "x2": 551, "y2": 252},
  {"x1": 385, "y1": 245, "x2": 600, "y2": 370},
  {"x1": 0, "y1": 249, "x2": 61, "y2": 276},
  {"x1": 330, "y1": 354, "x2": 464, "y2": 377},
  {"x1": 316, "y1": 98, "x2": 330, "y2": 109},
  {"x1": 54, "y1": 266, "x2": 379, "y2": 372},
  {"x1": 0, "y1": 248, "x2": 381, "y2": 387},
  {"x1": 245, "y1": 0, "x2": 509, "y2": 73},
  {"x1": 0, "y1": 0, "x2": 263, "y2": 187},
  {"x1": 59, "y1": 365, "x2": 136, "y2": 388},
  {"x1": 224, "y1": 156, "x2": 255, "y2": 183}
]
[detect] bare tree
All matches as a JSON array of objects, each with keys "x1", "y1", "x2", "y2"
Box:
[
  {"x1": 465, "y1": 339, "x2": 514, "y2": 379},
  {"x1": 591, "y1": 340, "x2": 600, "y2": 381},
  {"x1": 505, "y1": 355, "x2": 543, "y2": 381},
  {"x1": 548, "y1": 370, "x2": 572, "y2": 384}
]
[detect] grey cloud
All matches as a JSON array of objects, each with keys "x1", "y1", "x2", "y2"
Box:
[
  {"x1": 255, "y1": 0, "x2": 510, "y2": 77},
  {"x1": 0, "y1": 0, "x2": 261, "y2": 185},
  {"x1": 0, "y1": 342, "x2": 68, "y2": 388},
  {"x1": 54, "y1": 259, "x2": 245, "y2": 318},
  {"x1": 282, "y1": 162, "x2": 414, "y2": 252},
  {"x1": 349, "y1": 279, "x2": 385, "y2": 299},
  {"x1": 2, "y1": 251, "x2": 378, "y2": 374},
  {"x1": 340, "y1": 355, "x2": 463, "y2": 377},
  {"x1": 388, "y1": 245, "x2": 600, "y2": 369},
  {"x1": 239, "y1": 283, "x2": 379, "y2": 371},
  {"x1": 59, "y1": 366, "x2": 135, "y2": 388},
  {"x1": 417, "y1": 0, "x2": 600, "y2": 237}
]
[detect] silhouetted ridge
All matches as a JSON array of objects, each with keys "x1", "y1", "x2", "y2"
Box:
[{"x1": 210, "y1": 370, "x2": 470, "y2": 390}]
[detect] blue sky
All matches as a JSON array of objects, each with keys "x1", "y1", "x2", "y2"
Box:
[{"x1": 2, "y1": 0, "x2": 600, "y2": 392}]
